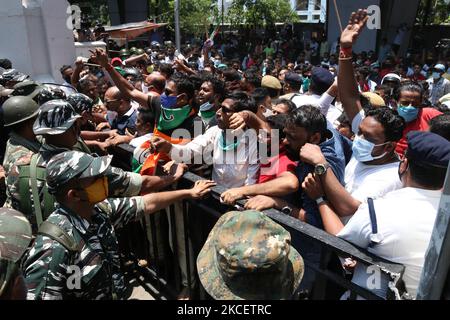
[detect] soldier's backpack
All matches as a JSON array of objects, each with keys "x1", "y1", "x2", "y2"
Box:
[{"x1": 18, "y1": 153, "x2": 55, "y2": 227}]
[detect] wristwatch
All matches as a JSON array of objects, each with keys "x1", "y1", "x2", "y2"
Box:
[
  {"x1": 315, "y1": 197, "x2": 326, "y2": 206},
  {"x1": 281, "y1": 206, "x2": 293, "y2": 216},
  {"x1": 314, "y1": 163, "x2": 330, "y2": 176}
]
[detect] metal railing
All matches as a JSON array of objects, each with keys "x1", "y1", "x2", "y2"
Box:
[{"x1": 112, "y1": 145, "x2": 406, "y2": 300}]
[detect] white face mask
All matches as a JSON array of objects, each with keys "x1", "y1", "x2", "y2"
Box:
[{"x1": 263, "y1": 107, "x2": 274, "y2": 118}]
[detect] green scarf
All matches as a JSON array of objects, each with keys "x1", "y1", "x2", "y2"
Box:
[
  {"x1": 157, "y1": 105, "x2": 192, "y2": 131},
  {"x1": 200, "y1": 109, "x2": 216, "y2": 120}
]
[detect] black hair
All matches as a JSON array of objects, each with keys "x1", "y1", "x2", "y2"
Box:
[
  {"x1": 225, "y1": 91, "x2": 258, "y2": 114},
  {"x1": 276, "y1": 99, "x2": 297, "y2": 114},
  {"x1": 286, "y1": 105, "x2": 327, "y2": 137},
  {"x1": 359, "y1": 93, "x2": 373, "y2": 113},
  {"x1": 203, "y1": 75, "x2": 226, "y2": 101},
  {"x1": 396, "y1": 82, "x2": 424, "y2": 101},
  {"x1": 137, "y1": 107, "x2": 155, "y2": 127},
  {"x1": 243, "y1": 70, "x2": 262, "y2": 88},
  {"x1": 158, "y1": 63, "x2": 174, "y2": 78},
  {"x1": 429, "y1": 114, "x2": 450, "y2": 141},
  {"x1": 266, "y1": 114, "x2": 288, "y2": 140},
  {"x1": 407, "y1": 161, "x2": 447, "y2": 189},
  {"x1": 0, "y1": 58, "x2": 12, "y2": 70},
  {"x1": 223, "y1": 69, "x2": 242, "y2": 82},
  {"x1": 170, "y1": 73, "x2": 195, "y2": 101},
  {"x1": 252, "y1": 87, "x2": 270, "y2": 106},
  {"x1": 365, "y1": 107, "x2": 405, "y2": 142}
]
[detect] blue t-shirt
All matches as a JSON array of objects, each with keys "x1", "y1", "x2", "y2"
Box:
[{"x1": 106, "y1": 109, "x2": 138, "y2": 135}]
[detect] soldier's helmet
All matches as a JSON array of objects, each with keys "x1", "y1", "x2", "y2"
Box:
[
  {"x1": 46, "y1": 151, "x2": 112, "y2": 195},
  {"x1": 67, "y1": 93, "x2": 94, "y2": 115},
  {"x1": 2, "y1": 96, "x2": 40, "y2": 127},
  {"x1": 33, "y1": 99, "x2": 81, "y2": 136},
  {"x1": 37, "y1": 87, "x2": 67, "y2": 106},
  {"x1": 0, "y1": 69, "x2": 29, "y2": 86},
  {"x1": 197, "y1": 210, "x2": 304, "y2": 300},
  {"x1": 0, "y1": 208, "x2": 32, "y2": 297},
  {"x1": 136, "y1": 48, "x2": 145, "y2": 55},
  {"x1": 122, "y1": 67, "x2": 142, "y2": 81},
  {"x1": 129, "y1": 47, "x2": 137, "y2": 55},
  {"x1": 120, "y1": 48, "x2": 130, "y2": 58},
  {"x1": 11, "y1": 80, "x2": 43, "y2": 100}
]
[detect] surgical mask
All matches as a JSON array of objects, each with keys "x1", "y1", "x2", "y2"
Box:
[
  {"x1": 83, "y1": 176, "x2": 109, "y2": 204},
  {"x1": 263, "y1": 107, "x2": 274, "y2": 118},
  {"x1": 352, "y1": 135, "x2": 389, "y2": 163},
  {"x1": 432, "y1": 72, "x2": 441, "y2": 80},
  {"x1": 160, "y1": 93, "x2": 178, "y2": 109},
  {"x1": 397, "y1": 105, "x2": 419, "y2": 123}
]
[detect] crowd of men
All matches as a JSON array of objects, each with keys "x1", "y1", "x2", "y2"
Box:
[{"x1": 1, "y1": 8, "x2": 450, "y2": 300}]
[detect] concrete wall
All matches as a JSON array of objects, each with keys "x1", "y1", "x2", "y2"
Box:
[
  {"x1": 327, "y1": 0, "x2": 380, "y2": 53},
  {"x1": 0, "y1": 0, "x2": 76, "y2": 83},
  {"x1": 107, "y1": 0, "x2": 148, "y2": 25}
]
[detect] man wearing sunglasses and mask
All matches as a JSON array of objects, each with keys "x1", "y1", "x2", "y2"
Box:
[{"x1": 22, "y1": 151, "x2": 215, "y2": 300}]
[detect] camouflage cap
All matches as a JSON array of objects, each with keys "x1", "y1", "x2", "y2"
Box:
[
  {"x1": 67, "y1": 93, "x2": 94, "y2": 114},
  {"x1": 0, "y1": 208, "x2": 32, "y2": 296},
  {"x1": 0, "y1": 69, "x2": 29, "y2": 86},
  {"x1": 37, "y1": 86, "x2": 67, "y2": 106},
  {"x1": 11, "y1": 80, "x2": 43, "y2": 100},
  {"x1": 33, "y1": 99, "x2": 81, "y2": 135},
  {"x1": 46, "y1": 151, "x2": 112, "y2": 194},
  {"x1": 197, "y1": 210, "x2": 304, "y2": 300}
]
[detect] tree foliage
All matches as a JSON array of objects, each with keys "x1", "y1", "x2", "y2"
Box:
[
  {"x1": 416, "y1": 0, "x2": 450, "y2": 25},
  {"x1": 226, "y1": 0, "x2": 299, "y2": 28}
]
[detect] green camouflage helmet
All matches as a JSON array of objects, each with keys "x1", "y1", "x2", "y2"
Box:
[
  {"x1": 33, "y1": 99, "x2": 81, "y2": 136},
  {"x1": 0, "y1": 208, "x2": 33, "y2": 296},
  {"x1": 129, "y1": 46, "x2": 137, "y2": 54},
  {"x1": 120, "y1": 48, "x2": 130, "y2": 57},
  {"x1": 46, "y1": 151, "x2": 112, "y2": 194},
  {"x1": 136, "y1": 48, "x2": 145, "y2": 55},
  {"x1": 197, "y1": 210, "x2": 304, "y2": 300},
  {"x1": 11, "y1": 80, "x2": 43, "y2": 100},
  {"x1": 2, "y1": 96, "x2": 40, "y2": 127}
]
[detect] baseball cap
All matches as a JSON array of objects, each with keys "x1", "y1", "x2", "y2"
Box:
[
  {"x1": 406, "y1": 131, "x2": 450, "y2": 169},
  {"x1": 33, "y1": 99, "x2": 81, "y2": 135},
  {"x1": 433, "y1": 64, "x2": 446, "y2": 73},
  {"x1": 284, "y1": 72, "x2": 303, "y2": 86}
]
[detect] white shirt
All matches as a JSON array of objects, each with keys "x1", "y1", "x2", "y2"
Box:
[
  {"x1": 345, "y1": 157, "x2": 402, "y2": 203},
  {"x1": 170, "y1": 126, "x2": 260, "y2": 189},
  {"x1": 130, "y1": 133, "x2": 153, "y2": 148},
  {"x1": 338, "y1": 187, "x2": 442, "y2": 298},
  {"x1": 293, "y1": 93, "x2": 342, "y2": 126}
]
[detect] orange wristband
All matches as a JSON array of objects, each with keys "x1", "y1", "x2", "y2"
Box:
[{"x1": 339, "y1": 47, "x2": 353, "y2": 59}]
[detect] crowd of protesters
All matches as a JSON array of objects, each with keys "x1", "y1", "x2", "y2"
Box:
[{"x1": 1, "y1": 8, "x2": 450, "y2": 300}]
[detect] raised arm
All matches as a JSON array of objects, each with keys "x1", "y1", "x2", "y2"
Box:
[
  {"x1": 338, "y1": 9, "x2": 369, "y2": 122},
  {"x1": 71, "y1": 58, "x2": 84, "y2": 87},
  {"x1": 92, "y1": 48, "x2": 150, "y2": 107}
]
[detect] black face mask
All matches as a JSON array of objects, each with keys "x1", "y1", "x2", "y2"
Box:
[{"x1": 285, "y1": 146, "x2": 300, "y2": 161}]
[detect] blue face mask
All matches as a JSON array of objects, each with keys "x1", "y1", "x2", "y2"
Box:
[
  {"x1": 432, "y1": 72, "x2": 441, "y2": 80},
  {"x1": 397, "y1": 105, "x2": 419, "y2": 123},
  {"x1": 352, "y1": 135, "x2": 389, "y2": 163},
  {"x1": 160, "y1": 93, "x2": 178, "y2": 109}
]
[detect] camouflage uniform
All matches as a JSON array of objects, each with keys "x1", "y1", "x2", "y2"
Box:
[
  {"x1": 197, "y1": 210, "x2": 304, "y2": 300},
  {"x1": 23, "y1": 151, "x2": 146, "y2": 300},
  {"x1": 0, "y1": 208, "x2": 33, "y2": 297},
  {"x1": 2, "y1": 133, "x2": 40, "y2": 174},
  {"x1": 5, "y1": 100, "x2": 142, "y2": 232}
]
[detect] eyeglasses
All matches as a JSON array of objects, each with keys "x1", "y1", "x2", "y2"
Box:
[{"x1": 104, "y1": 99, "x2": 120, "y2": 105}]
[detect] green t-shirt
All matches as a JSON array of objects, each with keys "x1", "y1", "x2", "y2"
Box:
[{"x1": 264, "y1": 47, "x2": 275, "y2": 57}]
